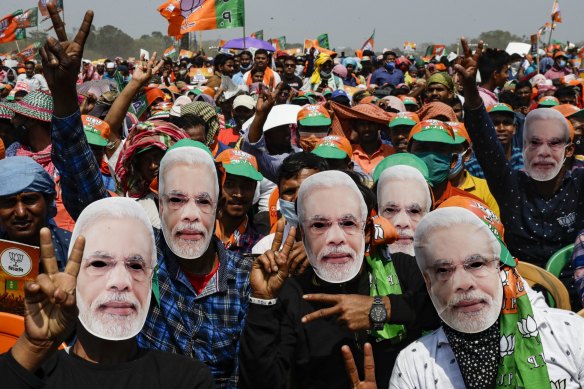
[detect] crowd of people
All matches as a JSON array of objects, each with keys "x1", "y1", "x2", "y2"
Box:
[{"x1": 0, "y1": 3, "x2": 583, "y2": 388}]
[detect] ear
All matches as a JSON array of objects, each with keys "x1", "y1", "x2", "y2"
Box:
[
  {"x1": 463, "y1": 147, "x2": 472, "y2": 162},
  {"x1": 565, "y1": 142, "x2": 575, "y2": 159},
  {"x1": 450, "y1": 153, "x2": 458, "y2": 169}
]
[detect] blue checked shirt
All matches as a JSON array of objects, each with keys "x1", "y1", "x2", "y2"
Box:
[
  {"x1": 138, "y1": 234, "x2": 252, "y2": 389},
  {"x1": 466, "y1": 146, "x2": 524, "y2": 179}
]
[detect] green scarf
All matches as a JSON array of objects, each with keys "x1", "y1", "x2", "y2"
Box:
[
  {"x1": 366, "y1": 249, "x2": 406, "y2": 341},
  {"x1": 497, "y1": 264, "x2": 550, "y2": 388}
]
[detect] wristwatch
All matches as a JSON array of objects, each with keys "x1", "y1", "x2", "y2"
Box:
[{"x1": 369, "y1": 296, "x2": 387, "y2": 330}]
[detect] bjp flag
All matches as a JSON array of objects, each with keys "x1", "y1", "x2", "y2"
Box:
[
  {"x1": 0, "y1": 11, "x2": 26, "y2": 44},
  {"x1": 158, "y1": 0, "x2": 245, "y2": 37}
]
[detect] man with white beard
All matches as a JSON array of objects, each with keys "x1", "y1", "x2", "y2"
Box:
[
  {"x1": 456, "y1": 38, "x2": 584, "y2": 273},
  {"x1": 376, "y1": 164, "x2": 432, "y2": 257},
  {"x1": 239, "y1": 171, "x2": 438, "y2": 389},
  {"x1": 0, "y1": 197, "x2": 213, "y2": 388},
  {"x1": 391, "y1": 205, "x2": 584, "y2": 389}
]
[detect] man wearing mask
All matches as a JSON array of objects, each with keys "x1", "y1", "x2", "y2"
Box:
[
  {"x1": 240, "y1": 171, "x2": 438, "y2": 389},
  {"x1": 102, "y1": 61, "x2": 116, "y2": 80},
  {"x1": 1, "y1": 197, "x2": 214, "y2": 388},
  {"x1": 233, "y1": 50, "x2": 253, "y2": 85},
  {"x1": 391, "y1": 203, "x2": 584, "y2": 388},
  {"x1": 456, "y1": 38, "x2": 584, "y2": 277},
  {"x1": 545, "y1": 51, "x2": 573, "y2": 80},
  {"x1": 303, "y1": 53, "x2": 344, "y2": 92},
  {"x1": 370, "y1": 51, "x2": 404, "y2": 87},
  {"x1": 217, "y1": 94, "x2": 255, "y2": 148}
]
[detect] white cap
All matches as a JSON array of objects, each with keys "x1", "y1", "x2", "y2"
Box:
[
  {"x1": 233, "y1": 95, "x2": 255, "y2": 110},
  {"x1": 263, "y1": 104, "x2": 302, "y2": 132},
  {"x1": 106, "y1": 62, "x2": 115, "y2": 69},
  {"x1": 170, "y1": 95, "x2": 192, "y2": 117}
]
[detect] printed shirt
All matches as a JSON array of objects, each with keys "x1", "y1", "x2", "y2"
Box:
[
  {"x1": 465, "y1": 104, "x2": 584, "y2": 268},
  {"x1": 138, "y1": 234, "x2": 252, "y2": 389},
  {"x1": 352, "y1": 143, "x2": 395, "y2": 175},
  {"x1": 466, "y1": 147, "x2": 524, "y2": 179},
  {"x1": 390, "y1": 307, "x2": 584, "y2": 389}
]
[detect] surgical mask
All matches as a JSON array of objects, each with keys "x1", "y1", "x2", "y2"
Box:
[
  {"x1": 320, "y1": 69, "x2": 332, "y2": 78},
  {"x1": 558, "y1": 60, "x2": 567, "y2": 68},
  {"x1": 278, "y1": 199, "x2": 298, "y2": 226},
  {"x1": 240, "y1": 62, "x2": 253, "y2": 72},
  {"x1": 448, "y1": 151, "x2": 466, "y2": 179},
  {"x1": 179, "y1": 69, "x2": 187, "y2": 75},
  {"x1": 385, "y1": 62, "x2": 395, "y2": 71},
  {"x1": 415, "y1": 152, "x2": 452, "y2": 186}
]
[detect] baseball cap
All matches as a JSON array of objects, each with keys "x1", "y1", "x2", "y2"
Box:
[
  {"x1": 400, "y1": 96, "x2": 419, "y2": 107},
  {"x1": 487, "y1": 103, "x2": 514, "y2": 115},
  {"x1": 263, "y1": 104, "x2": 302, "y2": 132},
  {"x1": 447, "y1": 122, "x2": 470, "y2": 145},
  {"x1": 297, "y1": 104, "x2": 332, "y2": 126},
  {"x1": 372, "y1": 153, "x2": 430, "y2": 183},
  {"x1": 168, "y1": 139, "x2": 213, "y2": 157},
  {"x1": 389, "y1": 112, "x2": 420, "y2": 128},
  {"x1": 331, "y1": 90, "x2": 349, "y2": 99},
  {"x1": 105, "y1": 62, "x2": 115, "y2": 69},
  {"x1": 215, "y1": 149, "x2": 263, "y2": 181},
  {"x1": 537, "y1": 96, "x2": 560, "y2": 107},
  {"x1": 438, "y1": 195, "x2": 515, "y2": 267},
  {"x1": 311, "y1": 135, "x2": 352, "y2": 160},
  {"x1": 552, "y1": 104, "x2": 580, "y2": 118},
  {"x1": 233, "y1": 95, "x2": 255, "y2": 110},
  {"x1": 408, "y1": 120, "x2": 456, "y2": 144},
  {"x1": 82, "y1": 115, "x2": 110, "y2": 147}
]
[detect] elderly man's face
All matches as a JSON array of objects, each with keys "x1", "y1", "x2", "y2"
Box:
[
  {"x1": 523, "y1": 118, "x2": 572, "y2": 181},
  {"x1": 379, "y1": 179, "x2": 428, "y2": 256},
  {"x1": 418, "y1": 223, "x2": 502, "y2": 333},
  {"x1": 76, "y1": 217, "x2": 153, "y2": 340},
  {"x1": 0, "y1": 192, "x2": 48, "y2": 245},
  {"x1": 160, "y1": 163, "x2": 217, "y2": 259},
  {"x1": 301, "y1": 186, "x2": 365, "y2": 283}
]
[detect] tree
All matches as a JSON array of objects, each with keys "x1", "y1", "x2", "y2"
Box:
[{"x1": 477, "y1": 30, "x2": 527, "y2": 49}]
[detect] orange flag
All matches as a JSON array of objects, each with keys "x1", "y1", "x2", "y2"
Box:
[{"x1": 0, "y1": 11, "x2": 25, "y2": 44}]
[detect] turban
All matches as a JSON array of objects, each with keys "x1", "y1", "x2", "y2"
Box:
[
  {"x1": 427, "y1": 72, "x2": 455, "y2": 93},
  {"x1": 417, "y1": 101, "x2": 457, "y2": 122},
  {"x1": 310, "y1": 53, "x2": 333, "y2": 85}
]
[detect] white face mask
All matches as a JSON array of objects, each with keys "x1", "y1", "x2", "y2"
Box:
[
  {"x1": 523, "y1": 147, "x2": 566, "y2": 182},
  {"x1": 305, "y1": 237, "x2": 365, "y2": 284}
]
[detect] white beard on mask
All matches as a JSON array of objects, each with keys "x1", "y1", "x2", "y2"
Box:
[
  {"x1": 306, "y1": 240, "x2": 365, "y2": 284},
  {"x1": 162, "y1": 220, "x2": 213, "y2": 259},
  {"x1": 523, "y1": 150, "x2": 566, "y2": 182}
]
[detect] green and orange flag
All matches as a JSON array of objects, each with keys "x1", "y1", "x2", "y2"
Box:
[
  {"x1": 158, "y1": 0, "x2": 245, "y2": 38},
  {"x1": 17, "y1": 42, "x2": 41, "y2": 62},
  {"x1": 250, "y1": 29, "x2": 263, "y2": 40},
  {"x1": 16, "y1": 7, "x2": 38, "y2": 28},
  {"x1": 0, "y1": 11, "x2": 26, "y2": 44}
]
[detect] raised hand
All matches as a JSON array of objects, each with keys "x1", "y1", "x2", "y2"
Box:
[
  {"x1": 342, "y1": 343, "x2": 377, "y2": 389},
  {"x1": 255, "y1": 82, "x2": 283, "y2": 116},
  {"x1": 250, "y1": 218, "x2": 296, "y2": 300},
  {"x1": 302, "y1": 294, "x2": 380, "y2": 331},
  {"x1": 453, "y1": 38, "x2": 484, "y2": 109},
  {"x1": 24, "y1": 228, "x2": 85, "y2": 347},
  {"x1": 39, "y1": 3, "x2": 94, "y2": 116},
  {"x1": 131, "y1": 52, "x2": 163, "y2": 86}
]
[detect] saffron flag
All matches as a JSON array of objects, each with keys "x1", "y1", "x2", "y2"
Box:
[
  {"x1": 38, "y1": 0, "x2": 64, "y2": 17},
  {"x1": 270, "y1": 39, "x2": 281, "y2": 51},
  {"x1": 158, "y1": 0, "x2": 245, "y2": 37},
  {"x1": 0, "y1": 11, "x2": 26, "y2": 44},
  {"x1": 551, "y1": 0, "x2": 562, "y2": 23},
  {"x1": 16, "y1": 8, "x2": 38, "y2": 29},
  {"x1": 17, "y1": 42, "x2": 41, "y2": 62},
  {"x1": 304, "y1": 39, "x2": 336, "y2": 56},
  {"x1": 250, "y1": 30, "x2": 263, "y2": 40},
  {"x1": 361, "y1": 30, "x2": 375, "y2": 52},
  {"x1": 317, "y1": 33, "x2": 329, "y2": 50},
  {"x1": 163, "y1": 44, "x2": 178, "y2": 59},
  {"x1": 425, "y1": 44, "x2": 446, "y2": 58},
  {"x1": 403, "y1": 41, "x2": 416, "y2": 51}
]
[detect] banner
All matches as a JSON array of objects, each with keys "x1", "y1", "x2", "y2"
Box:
[
  {"x1": 551, "y1": 0, "x2": 562, "y2": 23},
  {"x1": 17, "y1": 42, "x2": 41, "y2": 62},
  {"x1": 403, "y1": 41, "x2": 417, "y2": 52},
  {"x1": 0, "y1": 239, "x2": 39, "y2": 315},
  {"x1": 425, "y1": 44, "x2": 446, "y2": 58},
  {"x1": 250, "y1": 29, "x2": 263, "y2": 40},
  {"x1": 317, "y1": 33, "x2": 329, "y2": 50},
  {"x1": 16, "y1": 7, "x2": 38, "y2": 29},
  {"x1": 0, "y1": 11, "x2": 26, "y2": 44},
  {"x1": 158, "y1": 0, "x2": 245, "y2": 37},
  {"x1": 38, "y1": 0, "x2": 64, "y2": 17},
  {"x1": 361, "y1": 30, "x2": 375, "y2": 52}
]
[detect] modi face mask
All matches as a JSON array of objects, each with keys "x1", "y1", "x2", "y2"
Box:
[
  {"x1": 297, "y1": 171, "x2": 367, "y2": 283},
  {"x1": 72, "y1": 198, "x2": 156, "y2": 341}
]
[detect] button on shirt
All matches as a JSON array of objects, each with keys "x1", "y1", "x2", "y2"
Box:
[
  {"x1": 465, "y1": 104, "x2": 584, "y2": 268},
  {"x1": 390, "y1": 307, "x2": 584, "y2": 389}
]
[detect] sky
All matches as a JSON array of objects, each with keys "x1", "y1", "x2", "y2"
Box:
[{"x1": 1, "y1": 0, "x2": 583, "y2": 51}]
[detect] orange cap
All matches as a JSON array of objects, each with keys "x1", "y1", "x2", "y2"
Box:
[
  {"x1": 81, "y1": 115, "x2": 111, "y2": 146},
  {"x1": 438, "y1": 196, "x2": 504, "y2": 240},
  {"x1": 408, "y1": 119, "x2": 456, "y2": 144},
  {"x1": 447, "y1": 121, "x2": 471, "y2": 145},
  {"x1": 311, "y1": 135, "x2": 353, "y2": 159},
  {"x1": 297, "y1": 104, "x2": 332, "y2": 126}
]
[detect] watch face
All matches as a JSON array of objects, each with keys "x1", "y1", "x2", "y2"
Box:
[{"x1": 370, "y1": 305, "x2": 387, "y2": 322}]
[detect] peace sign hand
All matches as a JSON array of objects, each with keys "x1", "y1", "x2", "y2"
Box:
[
  {"x1": 132, "y1": 52, "x2": 164, "y2": 86},
  {"x1": 250, "y1": 218, "x2": 297, "y2": 300},
  {"x1": 453, "y1": 38, "x2": 484, "y2": 109},
  {"x1": 342, "y1": 343, "x2": 377, "y2": 389},
  {"x1": 24, "y1": 227, "x2": 85, "y2": 348}
]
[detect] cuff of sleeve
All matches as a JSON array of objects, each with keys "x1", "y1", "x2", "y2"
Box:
[
  {"x1": 2, "y1": 350, "x2": 45, "y2": 388},
  {"x1": 52, "y1": 109, "x2": 82, "y2": 121},
  {"x1": 388, "y1": 295, "x2": 414, "y2": 325}
]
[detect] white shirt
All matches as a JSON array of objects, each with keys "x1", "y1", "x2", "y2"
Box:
[
  {"x1": 390, "y1": 307, "x2": 584, "y2": 389},
  {"x1": 16, "y1": 73, "x2": 49, "y2": 91}
]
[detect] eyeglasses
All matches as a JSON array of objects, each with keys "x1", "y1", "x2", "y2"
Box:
[
  {"x1": 84, "y1": 256, "x2": 153, "y2": 282},
  {"x1": 302, "y1": 217, "x2": 365, "y2": 236},
  {"x1": 429, "y1": 257, "x2": 500, "y2": 282},
  {"x1": 526, "y1": 138, "x2": 569, "y2": 151},
  {"x1": 161, "y1": 193, "x2": 215, "y2": 214}
]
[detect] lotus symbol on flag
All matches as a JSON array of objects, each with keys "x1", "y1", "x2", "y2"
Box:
[
  {"x1": 517, "y1": 315, "x2": 539, "y2": 338},
  {"x1": 551, "y1": 379, "x2": 567, "y2": 389},
  {"x1": 180, "y1": 0, "x2": 205, "y2": 18},
  {"x1": 500, "y1": 269, "x2": 509, "y2": 287},
  {"x1": 499, "y1": 334, "x2": 515, "y2": 357}
]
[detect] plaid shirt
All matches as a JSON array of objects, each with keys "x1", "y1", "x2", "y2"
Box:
[
  {"x1": 51, "y1": 110, "x2": 110, "y2": 220},
  {"x1": 138, "y1": 232, "x2": 252, "y2": 389},
  {"x1": 466, "y1": 146, "x2": 524, "y2": 179}
]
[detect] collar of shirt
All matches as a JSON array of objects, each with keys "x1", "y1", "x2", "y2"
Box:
[{"x1": 353, "y1": 143, "x2": 395, "y2": 159}]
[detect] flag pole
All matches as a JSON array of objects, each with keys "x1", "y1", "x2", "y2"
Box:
[{"x1": 547, "y1": 17, "x2": 554, "y2": 49}]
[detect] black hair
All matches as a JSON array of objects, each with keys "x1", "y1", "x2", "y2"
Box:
[
  {"x1": 240, "y1": 50, "x2": 253, "y2": 59},
  {"x1": 555, "y1": 86, "x2": 577, "y2": 99},
  {"x1": 498, "y1": 91, "x2": 521, "y2": 111},
  {"x1": 14, "y1": 90, "x2": 28, "y2": 99},
  {"x1": 383, "y1": 51, "x2": 397, "y2": 60},
  {"x1": 171, "y1": 113, "x2": 209, "y2": 134},
  {"x1": 514, "y1": 80, "x2": 532, "y2": 92},
  {"x1": 255, "y1": 49, "x2": 269, "y2": 57},
  {"x1": 277, "y1": 152, "x2": 328, "y2": 187},
  {"x1": 448, "y1": 96, "x2": 462, "y2": 107},
  {"x1": 214, "y1": 53, "x2": 233, "y2": 69},
  {"x1": 342, "y1": 170, "x2": 376, "y2": 215},
  {"x1": 477, "y1": 48, "x2": 511, "y2": 82},
  {"x1": 24, "y1": 61, "x2": 35, "y2": 67},
  {"x1": 251, "y1": 67, "x2": 264, "y2": 76}
]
